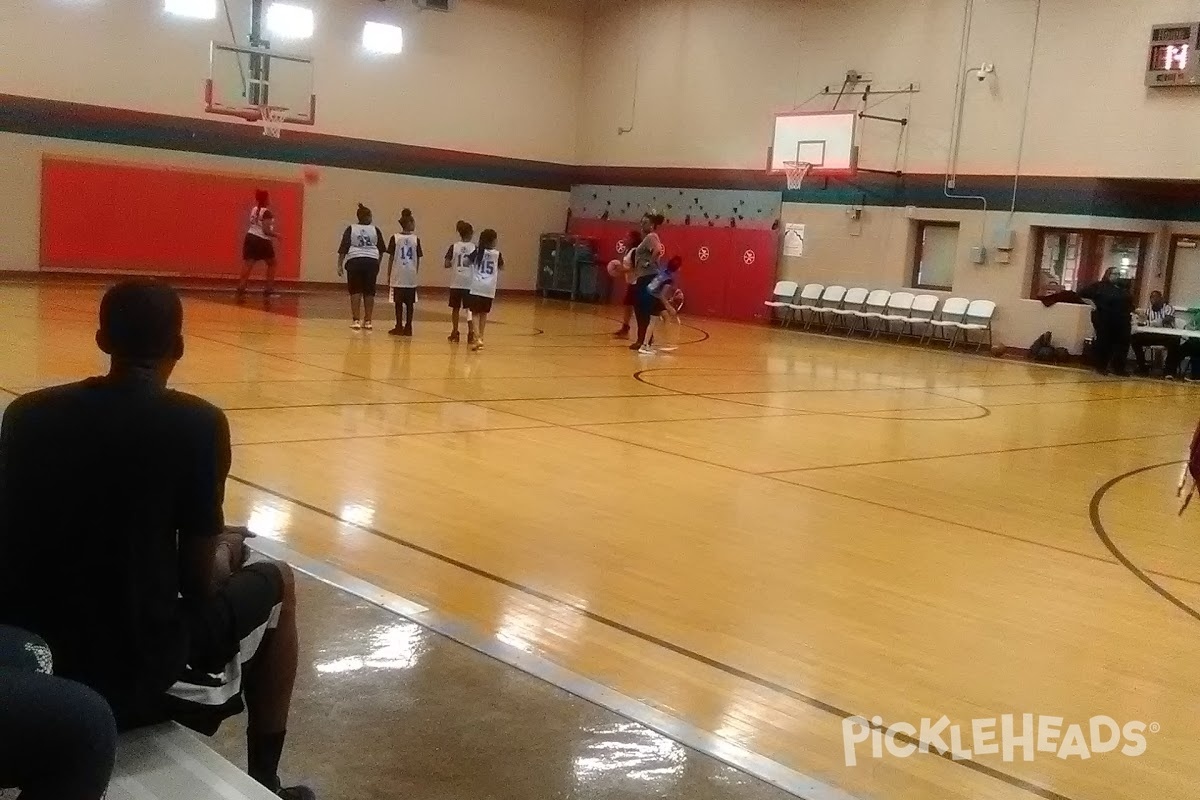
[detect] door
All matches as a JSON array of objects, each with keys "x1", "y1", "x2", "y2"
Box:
[{"x1": 1167, "y1": 235, "x2": 1200, "y2": 315}]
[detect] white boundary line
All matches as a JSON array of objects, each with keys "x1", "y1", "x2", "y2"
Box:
[{"x1": 249, "y1": 538, "x2": 862, "y2": 800}]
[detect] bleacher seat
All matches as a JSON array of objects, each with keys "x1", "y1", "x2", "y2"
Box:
[{"x1": 107, "y1": 724, "x2": 277, "y2": 800}]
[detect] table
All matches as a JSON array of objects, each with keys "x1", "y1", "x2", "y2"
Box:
[{"x1": 1132, "y1": 325, "x2": 1200, "y2": 340}]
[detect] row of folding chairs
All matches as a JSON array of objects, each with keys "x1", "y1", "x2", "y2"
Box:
[{"x1": 764, "y1": 281, "x2": 997, "y2": 351}]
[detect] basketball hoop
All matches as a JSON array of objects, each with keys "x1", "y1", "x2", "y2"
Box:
[
  {"x1": 782, "y1": 161, "x2": 813, "y2": 191},
  {"x1": 260, "y1": 106, "x2": 287, "y2": 138}
]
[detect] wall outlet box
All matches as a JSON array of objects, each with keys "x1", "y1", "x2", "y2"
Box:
[
  {"x1": 970, "y1": 246, "x2": 986, "y2": 264},
  {"x1": 994, "y1": 228, "x2": 1016, "y2": 251}
]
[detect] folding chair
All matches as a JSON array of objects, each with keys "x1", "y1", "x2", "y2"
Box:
[
  {"x1": 849, "y1": 289, "x2": 891, "y2": 337},
  {"x1": 900, "y1": 294, "x2": 940, "y2": 341},
  {"x1": 826, "y1": 287, "x2": 869, "y2": 335},
  {"x1": 876, "y1": 291, "x2": 915, "y2": 339},
  {"x1": 763, "y1": 281, "x2": 800, "y2": 326},
  {"x1": 786, "y1": 283, "x2": 824, "y2": 329},
  {"x1": 813, "y1": 286, "x2": 848, "y2": 331},
  {"x1": 925, "y1": 297, "x2": 971, "y2": 346},
  {"x1": 952, "y1": 299, "x2": 997, "y2": 351}
]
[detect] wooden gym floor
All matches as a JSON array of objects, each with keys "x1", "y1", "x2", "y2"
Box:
[{"x1": 4, "y1": 282, "x2": 1199, "y2": 800}]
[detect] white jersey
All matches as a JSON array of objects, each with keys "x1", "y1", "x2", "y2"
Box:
[
  {"x1": 341, "y1": 224, "x2": 384, "y2": 263},
  {"x1": 470, "y1": 248, "x2": 503, "y2": 299},
  {"x1": 248, "y1": 206, "x2": 273, "y2": 239},
  {"x1": 389, "y1": 233, "x2": 422, "y2": 288},
  {"x1": 447, "y1": 241, "x2": 476, "y2": 290}
]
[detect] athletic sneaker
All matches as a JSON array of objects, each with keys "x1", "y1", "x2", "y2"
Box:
[
  {"x1": 364, "y1": 321, "x2": 373, "y2": 331},
  {"x1": 613, "y1": 325, "x2": 630, "y2": 338},
  {"x1": 448, "y1": 331, "x2": 460, "y2": 342},
  {"x1": 388, "y1": 327, "x2": 402, "y2": 336},
  {"x1": 471, "y1": 339, "x2": 484, "y2": 351},
  {"x1": 638, "y1": 346, "x2": 655, "y2": 355},
  {"x1": 351, "y1": 320, "x2": 362, "y2": 330},
  {"x1": 402, "y1": 325, "x2": 413, "y2": 337},
  {"x1": 277, "y1": 785, "x2": 316, "y2": 800},
  {"x1": 628, "y1": 342, "x2": 641, "y2": 351},
  {"x1": 467, "y1": 331, "x2": 476, "y2": 345}
]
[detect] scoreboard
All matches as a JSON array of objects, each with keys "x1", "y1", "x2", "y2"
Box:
[{"x1": 1147, "y1": 23, "x2": 1200, "y2": 87}]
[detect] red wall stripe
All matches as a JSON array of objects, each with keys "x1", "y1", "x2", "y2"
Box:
[{"x1": 39, "y1": 157, "x2": 304, "y2": 279}]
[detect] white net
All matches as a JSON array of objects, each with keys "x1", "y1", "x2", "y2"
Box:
[
  {"x1": 782, "y1": 161, "x2": 813, "y2": 191},
  {"x1": 260, "y1": 106, "x2": 287, "y2": 138}
]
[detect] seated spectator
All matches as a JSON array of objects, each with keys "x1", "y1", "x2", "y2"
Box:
[
  {"x1": 1131, "y1": 290, "x2": 1181, "y2": 378},
  {"x1": 0, "y1": 625, "x2": 117, "y2": 800},
  {"x1": 0, "y1": 281, "x2": 312, "y2": 799}
]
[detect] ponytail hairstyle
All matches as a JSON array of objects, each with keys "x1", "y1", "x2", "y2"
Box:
[
  {"x1": 456, "y1": 220, "x2": 474, "y2": 240},
  {"x1": 470, "y1": 228, "x2": 498, "y2": 265},
  {"x1": 356, "y1": 203, "x2": 372, "y2": 224},
  {"x1": 399, "y1": 208, "x2": 415, "y2": 233}
]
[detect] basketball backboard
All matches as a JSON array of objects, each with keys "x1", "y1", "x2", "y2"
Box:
[
  {"x1": 767, "y1": 110, "x2": 858, "y2": 176},
  {"x1": 205, "y1": 41, "x2": 316, "y2": 125}
]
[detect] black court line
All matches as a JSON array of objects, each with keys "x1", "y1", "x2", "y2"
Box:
[
  {"x1": 1090, "y1": 461, "x2": 1200, "y2": 623},
  {"x1": 227, "y1": 472, "x2": 1079, "y2": 800}
]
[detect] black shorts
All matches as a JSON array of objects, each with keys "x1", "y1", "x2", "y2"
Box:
[
  {"x1": 345, "y1": 258, "x2": 380, "y2": 296},
  {"x1": 448, "y1": 288, "x2": 471, "y2": 310},
  {"x1": 623, "y1": 283, "x2": 637, "y2": 306},
  {"x1": 242, "y1": 234, "x2": 275, "y2": 263},
  {"x1": 163, "y1": 558, "x2": 285, "y2": 735},
  {"x1": 393, "y1": 287, "x2": 417, "y2": 304},
  {"x1": 466, "y1": 294, "x2": 493, "y2": 314}
]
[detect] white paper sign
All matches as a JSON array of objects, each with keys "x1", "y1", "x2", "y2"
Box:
[{"x1": 783, "y1": 223, "x2": 806, "y2": 257}]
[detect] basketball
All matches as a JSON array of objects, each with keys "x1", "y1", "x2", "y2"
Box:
[
  {"x1": 302, "y1": 165, "x2": 321, "y2": 185},
  {"x1": 606, "y1": 259, "x2": 626, "y2": 278},
  {"x1": 669, "y1": 288, "x2": 685, "y2": 311},
  {"x1": 990, "y1": 344, "x2": 1007, "y2": 358}
]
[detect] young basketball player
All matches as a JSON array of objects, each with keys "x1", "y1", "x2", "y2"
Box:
[
  {"x1": 613, "y1": 230, "x2": 643, "y2": 339},
  {"x1": 336, "y1": 204, "x2": 386, "y2": 330},
  {"x1": 237, "y1": 189, "x2": 279, "y2": 297},
  {"x1": 638, "y1": 255, "x2": 684, "y2": 354},
  {"x1": 386, "y1": 209, "x2": 422, "y2": 336},
  {"x1": 445, "y1": 220, "x2": 476, "y2": 343},
  {"x1": 467, "y1": 229, "x2": 503, "y2": 352},
  {"x1": 630, "y1": 212, "x2": 666, "y2": 351}
]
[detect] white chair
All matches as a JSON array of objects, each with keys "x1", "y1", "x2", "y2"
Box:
[
  {"x1": 876, "y1": 291, "x2": 916, "y2": 339},
  {"x1": 763, "y1": 280, "x2": 800, "y2": 326},
  {"x1": 925, "y1": 296, "x2": 971, "y2": 346},
  {"x1": 952, "y1": 299, "x2": 997, "y2": 351},
  {"x1": 786, "y1": 283, "x2": 824, "y2": 328},
  {"x1": 849, "y1": 289, "x2": 891, "y2": 336},
  {"x1": 813, "y1": 285, "x2": 848, "y2": 331},
  {"x1": 901, "y1": 294, "x2": 940, "y2": 341},
  {"x1": 826, "y1": 287, "x2": 869, "y2": 334}
]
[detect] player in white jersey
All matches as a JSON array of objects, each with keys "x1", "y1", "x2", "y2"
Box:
[
  {"x1": 237, "y1": 189, "x2": 279, "y2": 298},
  {"x1": 444, "y1": 220, "x2": 477, "y2": 344},
  {"x1": 336, "y1": 204, "x2": 386, "y2": 330},
  {"x1": 467, "y1": 228, "x2": 503, "y2": 352},
  {"x1": 385, "y1": 208, "x2": 423, "y2": 337}
]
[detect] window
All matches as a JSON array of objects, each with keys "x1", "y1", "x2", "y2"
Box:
[
  {"x1": 163, "y1": 0, "x2": 216, "y2": 19},
  {"x1": 910, "y1": 221, "x2": 958, "y2": 291},
  {"x1": 362, "y1": 21, "x2": 404, "y2": 54},
  {"x1": 1030, "y1": 228, "x2": 1147, "y2": 298},
  {"x1": 266, "y1": 3, "x2": 314, "y2": 39}
]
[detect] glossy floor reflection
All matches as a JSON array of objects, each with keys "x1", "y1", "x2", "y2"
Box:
[{"x1": 209, "y1": 573, "x2": 792, "y2": 800}]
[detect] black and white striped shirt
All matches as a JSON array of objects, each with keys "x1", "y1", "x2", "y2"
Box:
[{"x1": 1146, "y1": 303, "x2": 1176, "y2": 327}]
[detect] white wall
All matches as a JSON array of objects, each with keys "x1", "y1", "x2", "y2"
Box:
[
  {"x1": 578, "y1": 0, "x2": 1200, "y2": 179},
  {"x1": 0, "y1": 0, "x2": 582, "y2": 163}
]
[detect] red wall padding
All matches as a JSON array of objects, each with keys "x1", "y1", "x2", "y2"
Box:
[
  {"x1": 40, "y1": 158, "x2": 303, "y2": 279},
  {"x1": 568, "y1": 218, "x2": 778, "y2": 322}
]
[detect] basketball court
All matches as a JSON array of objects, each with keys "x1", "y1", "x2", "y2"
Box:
[{"x1": 2, "y1": 283, "x2": 1197, "y2": 800}]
